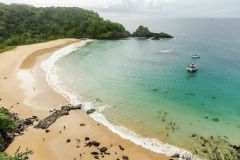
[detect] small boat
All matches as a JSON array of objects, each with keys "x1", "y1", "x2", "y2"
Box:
[
  {"x1": 192, "y1": 55, "x2": 200, "y2": 58},
  {"x1": 186, "y1": 63, "x2": 199, "y2": 72}
]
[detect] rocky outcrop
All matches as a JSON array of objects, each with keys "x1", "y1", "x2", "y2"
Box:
[
  {"x1": 132, "y1": 25, "x2": 173, "y2": 39},
  {"x1": 86, "y1": 109, "x2": 96, "y2": 114},
  {"x1": 151, "y1": 32, "x2": 174, "y2": 39},
  {"x1": 0, "y1": 107, "x2": 38, "y2": 151},
  {"x1": 35, "y1": 104, "x2": 82, "y2": 129}
]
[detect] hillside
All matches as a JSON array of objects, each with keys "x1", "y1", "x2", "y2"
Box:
[{"x1": 0, "y1": 3, "x2": 129, "y2": 49}]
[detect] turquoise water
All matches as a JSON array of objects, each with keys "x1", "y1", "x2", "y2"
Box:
[{"x1": 54, "y1": 19, "x2": 240, "y2": 150}]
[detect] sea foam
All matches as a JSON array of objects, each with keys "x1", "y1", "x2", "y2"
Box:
[{"x1": 41, "y1": 39, "x2": 200, "y2": 160}]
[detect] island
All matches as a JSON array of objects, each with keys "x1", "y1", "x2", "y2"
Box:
[{"x1": 132, "y1": 25, "x2": 173, "y2": 39}]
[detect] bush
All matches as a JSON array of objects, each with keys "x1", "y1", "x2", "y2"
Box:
[
  {"x1": 0, "y1": 148, "x2": 32, "y2": 160},
  {"x1": 193, "y1": 136, "x2": 240, "y2": 160},
  {"x1": 0, "y1": 113, "x2": 16, "y2": 133}
]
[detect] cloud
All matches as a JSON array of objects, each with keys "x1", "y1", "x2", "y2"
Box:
[{"x1": 1, "y1": 0, "x2": 240, "y2": 17}]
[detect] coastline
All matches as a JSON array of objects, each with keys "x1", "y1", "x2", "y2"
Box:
[
  {"x1": 0, "y1": 39, "x2": 170, "y2": 160},
  {"x1": 43, "y1": 40, "x2": 196, "y2": 159}
]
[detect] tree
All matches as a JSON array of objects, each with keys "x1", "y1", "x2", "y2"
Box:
[
  {"x1": 0, "y1": 2, "x2": 130, "y2": 50},
  {"x1": 0, "y1": 113, "x2": 16, "y2": 133}
]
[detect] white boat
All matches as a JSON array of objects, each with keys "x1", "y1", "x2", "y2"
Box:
[
  {"x1": 192, "y1": 55, "x2": 200, "y2": 58},
  {"x1": 186, "y1": 63, "x2": 198, "y2": 72}
]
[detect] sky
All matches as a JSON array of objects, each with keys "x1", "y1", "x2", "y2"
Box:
[{"x1": 1, "y1": 0, "x2": 240, "y2": 31}]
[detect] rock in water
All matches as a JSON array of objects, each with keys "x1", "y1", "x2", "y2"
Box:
[
  {"x1": 212, "y1": 118, "x2": 220, "y2": 122},
  {"x1": 61, "y1": 104, "x2": 82, "y2": 110},
  {"x1": 171, "y1": 153, "x2": 180, "y2": 158},
  {"x1": 87, "y1": 109, "x2": 96, "y2": 114}
]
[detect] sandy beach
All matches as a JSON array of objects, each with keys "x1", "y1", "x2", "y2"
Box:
[{"x1": 0, "y1": 39, "x2": 169, "y2": 160}]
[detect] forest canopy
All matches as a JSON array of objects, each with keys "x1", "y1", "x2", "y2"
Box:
[{"x1": 0, "y1": 3, "x2": 130, "y2": 47}]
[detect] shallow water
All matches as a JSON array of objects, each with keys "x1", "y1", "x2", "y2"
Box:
[{"x1": 53, "y1": 19, "x2": 240, "y2": 151}]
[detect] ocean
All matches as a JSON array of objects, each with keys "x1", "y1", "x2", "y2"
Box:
[{"x1": 41, "y1": 18, "x2": 240, "y2": 157}]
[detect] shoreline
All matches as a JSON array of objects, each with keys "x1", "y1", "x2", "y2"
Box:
[
  {"x1": 43, "y1": 40, "x2": 196, "y2": 159},
  {"x1": 0, "y1": 39, "x2": 170, "y2": 160}
]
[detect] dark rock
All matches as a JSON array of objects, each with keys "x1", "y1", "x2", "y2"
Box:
[
  {"x1": 35, "y1": 109, "x2": 68, "y2": 129},
  {"x1": 212, "y1": 118, "x2": 219, "y2": 122},
  {"x1": 212, "y1": 96, "x2": 217, "y2": 99},
  {"x1": 94, "y1": 156, "x2": 99, "y2": 159},
  {"x1": 66, "y1": 139, "x2": 71, "y2": 143},
  {"x1": 96, "y1": 98, "x2": 102, "y2": 102},
  {"x1": 23, "y1": 118, "x2": 34, "y2": 125},
  {"x1": 100, "y1": 147, "x2": 108, "y2": 153},
  {"x1": 35, "y1": 104, "x2": 81, "y2": 129},
  {"x1": 132, "y1": 25, "x2": 173, "y2": 39},
  {"x1": 171, "y1": 153, "x2": 179, "y2": 158},
  {"x1": 80, "y1": 123, "x2": 86, "y2": 126},
  {"x1": 152, "y1": 88, "x2": 159, "y2": 92},
  {"x1": 0, "y1": 134, "x2": 5, "y2": 151},
  {"x1": 32, "y1": 115, "x2": 38, "y2": 119},
  {"x1": 186, "y1": 93, "x2": 195, "y2": 96},
  {"x1": 91, "y1": 152, "x2": 99, "y2": 155},
  {"x1": 61, "y1": 104, "x2": 82, "y2": 111},
  {"x1": 45, "y1": 129, "x2": 50, "y2": 133},
  {"x1": 85, "y1": 142, "x2": 92, "y2": 147},
  {"x1": 87, "y1": 109, "x2": 96, "y2": 114},
  {"x1": 92, "y1": 141, "x2": 100, "y2": 147},
  {"x1": 85, "y1": 137, "x2": 90, "y2": 141},
  {"x1": 231, "y1": 145, "x2": 240, "y2": 152},
  {"x1": 122, "y1": 155, "x2": 129, "y2": 160},
  {"x1": 119, "y1": 145, "x2": 124, "y2": 150},
  {"x1": 191, "y1": 134, "x2": 197, "y2": 138}
]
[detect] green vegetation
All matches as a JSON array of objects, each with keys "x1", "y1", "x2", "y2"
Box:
[
  {"x1": 0, "y1": 148, "x2": 32, "y2": 160},
  {"x1": 132, "y1": 25, "x2": 151, "y2": 37},
  {"x1": 132, "y1": 25, "x2": 173, "y2": 39},
  {"x1": 193, "y1": 136, "x2": 240, "y2": 160},
  {"x1": 0, "y1": 46, "x2": 15, "y2": 53},
  {"x1": 0, "y1": 43, "x2": 15, "y2": 53},
  {"x1": 0, "y1": 108, "x2": 17, "y2": 151},
  {"x1": 0, "y1": 108, "x2": 32, "y2": 160},
  {"x1": 0, "y1": 113, "x2": 16, "y2": 133},
  {"x1": 0, "y1": 2, "x2": 129, "y2": 51}
]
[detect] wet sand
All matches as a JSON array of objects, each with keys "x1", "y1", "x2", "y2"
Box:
[{"x1": 0, "y1": 39, "x2": 169, "y2": 160}]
